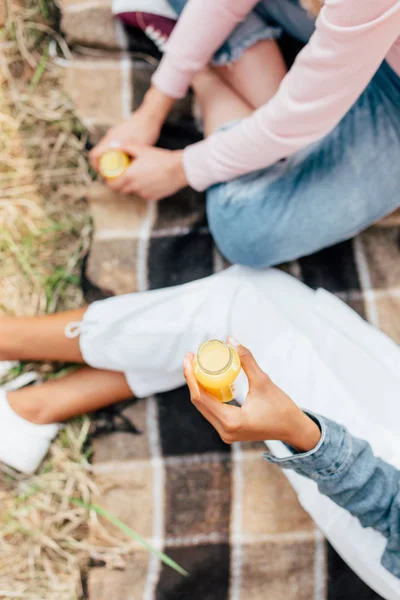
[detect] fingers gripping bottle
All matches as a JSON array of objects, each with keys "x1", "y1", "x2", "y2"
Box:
[
  {"x1": 193, "y1": 339, "x2": 241, "y2": 403},
  {"x1": 98, "y1": 149, "x2": 131, "y2": 180}
]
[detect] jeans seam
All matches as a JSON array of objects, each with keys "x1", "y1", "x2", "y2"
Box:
[{"x1": 310, "y1": 434, "x2": 354, "y2": 481}]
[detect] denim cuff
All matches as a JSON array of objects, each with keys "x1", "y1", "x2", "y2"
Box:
[
  {"x1": 264, "y1": 412, "x2": 353, "y2": 481},
  {"x1": 212, "y1": 11, "x2": 281, "y2": 66}
]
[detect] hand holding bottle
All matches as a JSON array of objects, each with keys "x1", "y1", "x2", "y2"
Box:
[
  {"x1": 184, "y1": 337, "x2": 321, "y2": 452},
  {"x1": 90, "y1": 86, "x2": 175, "y2": 171}
]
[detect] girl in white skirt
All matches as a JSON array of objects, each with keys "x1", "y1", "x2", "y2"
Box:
[{"x1": 0, "y1": 265, "x2": 399, "y2": 598}]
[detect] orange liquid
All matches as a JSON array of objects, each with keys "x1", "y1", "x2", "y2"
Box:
[
  {"x1": 193, "y1": 340, "x2": 241, "y2": 402},
  {"x1": 99, "y1": 149, "x2": 131, "y2": 180}
]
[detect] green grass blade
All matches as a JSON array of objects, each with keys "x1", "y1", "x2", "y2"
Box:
[
  {"x1": 70, "y1": 498, "x2": 189, "y2": 577},
  {"x1": 30, "y1": 50, "x2": 49, "y2": 91}
]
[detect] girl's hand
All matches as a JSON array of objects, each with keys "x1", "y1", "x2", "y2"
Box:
[
  {"x1": 90, "y1": 108, "x2": 161, "y2": 171},
  {"x1": 183, "y1": 338, "x2": 321, "y2": 452},
  {"x1": 106, "y1": 144, "x2": 188, "y2": 201},
  {"x1": 89, "y1": 86, "x2": 175, "y2": 171}
]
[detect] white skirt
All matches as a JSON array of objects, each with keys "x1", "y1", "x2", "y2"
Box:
[{"x1": 76, "y1": 265, "x2": 400, "y2": 599}]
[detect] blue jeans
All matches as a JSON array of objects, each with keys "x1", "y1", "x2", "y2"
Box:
[{"x1": 168, "y1": 0, "x2": 400, "y2": 268}]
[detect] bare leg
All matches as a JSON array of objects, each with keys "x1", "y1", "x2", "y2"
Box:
[
  {"x1": 193, "y1": 39, "x2": 287, "y2": 137},
  {"x1": 0, "y1": 308, "x2": 86, "y2": 363},
  {"x1": 7, "y1": 367, "x2": 133, "y2": 424},
  {"x1": 192, "y1": 39, "x2": 287, "y2": 137},
  {"x1": 215, "y1": 39, "x2": 287, "y2": 109},
  {"x1": 192, "y1": 69, "x2": 253, "y2": 136},
  {"x1": 0, "y1": 308, "x2": 133, "y2": 425}
]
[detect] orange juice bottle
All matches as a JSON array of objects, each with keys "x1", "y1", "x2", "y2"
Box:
[
  {"x1": 193, "y1": 339, "x2": 241, "y2": 403},
  {"x1": 98, "y1": 149, "x2": 131, "y2": 180}
]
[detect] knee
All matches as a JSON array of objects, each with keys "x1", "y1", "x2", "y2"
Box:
[
  {"x1": 218, "y1": 239, "x2": 276, "y2": 269},
  {"x1": 223, "y1": 238, "x2": 280, "y2": 269}
]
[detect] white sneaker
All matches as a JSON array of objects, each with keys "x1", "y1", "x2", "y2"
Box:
[
  {"x1": 0, "y1": 361, "x2": 17, "y2": 380},
  {"x1": 0, "y1": 389, "x2": 60, "y2": 474},
  {"x1": 112, "y1": 0, "x2": 177, "y2": 19}
]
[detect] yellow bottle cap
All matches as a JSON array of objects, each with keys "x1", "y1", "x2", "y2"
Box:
[
  {"x1": 194, "y1": 340, "x2": 241, "y2": 402},
  {"x1": 99, "y1": 149, "x2": 130, "y2": 180},
  {"x1": 196, "y1": 340, "x2": 232, "y2": 374}
]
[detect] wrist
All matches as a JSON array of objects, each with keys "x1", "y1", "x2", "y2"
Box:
[
  {"x1": 172, "y1": 150, "x2": 188, "y2": 188},
  {"x1": 283, "y1": 409, "x2": 321, "y2": 453},
  {"x1": 141, "y1": 86, "x2": 175, "y2": 125}
]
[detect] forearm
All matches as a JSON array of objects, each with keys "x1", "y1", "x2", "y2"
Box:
[
  {"x1": 266, "y1": 412, "x2": 400, "y2": 576},
  {"x1": 90, "y1": 85, "x2": 177, "y2": 163},
  {"x1": 152, "y1": 0, "x2": 259, "y2": 99},
  {"x1": 279, "y1": 407, "x2": 322, "y2": 453},
  {"x1": 139, "y1": 85, "x2": 176, "y2": 128}
]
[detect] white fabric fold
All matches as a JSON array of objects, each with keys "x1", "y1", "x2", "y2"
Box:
[{"x1": 77, "y1": 264, "x2": 400, "y2": 598}]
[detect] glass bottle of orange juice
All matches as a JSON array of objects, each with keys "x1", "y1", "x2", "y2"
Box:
[
  {"x1": 193, "y1": 339, "x2": 241, "y2": 402},
  {"x1": 98, "y1": 149, "x2": 131, "y2": 180}
]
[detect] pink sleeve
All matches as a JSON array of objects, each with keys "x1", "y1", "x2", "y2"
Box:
[
  {"x1": 182, "y1": 0, "x2": 400, "y2": 191},
  {"x1": 152, "y1": 0, "x2": 259, "y2": 99}
]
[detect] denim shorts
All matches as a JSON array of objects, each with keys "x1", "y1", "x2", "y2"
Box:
[
  {"x1": 168, "y1": 0, "x2": 316, "y2": 62},
  {"x1": 168, "y1": 0, "x2": 400, "y2": 268}
]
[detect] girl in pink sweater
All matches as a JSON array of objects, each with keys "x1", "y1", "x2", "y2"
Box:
[{"x1": 92, "y1": 0, "x2": 400, "y2": 267}]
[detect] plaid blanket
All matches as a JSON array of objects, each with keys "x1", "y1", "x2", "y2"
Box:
[{"x1": 58, "y1": 3, "x2": 400, "y2": 598}]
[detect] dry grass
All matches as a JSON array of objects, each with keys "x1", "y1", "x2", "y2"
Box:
[
  {"x1": 0, "y1": 420, "x2": 137, "y2": 600},
  {"x1": 0, "y1": 0, "x2": 92, "y2": 317},
  {"x1": 0, "y1": 1, "x2": 133, "y2": 598}
]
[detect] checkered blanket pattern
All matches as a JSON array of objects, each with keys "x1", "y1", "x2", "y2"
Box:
[{"x1": 57, "y1": 2, "x2": 400, "y2": 598}]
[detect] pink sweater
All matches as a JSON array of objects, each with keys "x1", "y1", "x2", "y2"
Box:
[{"x1": 152, "y1": 0, "x2": 400, "y2": 191}]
